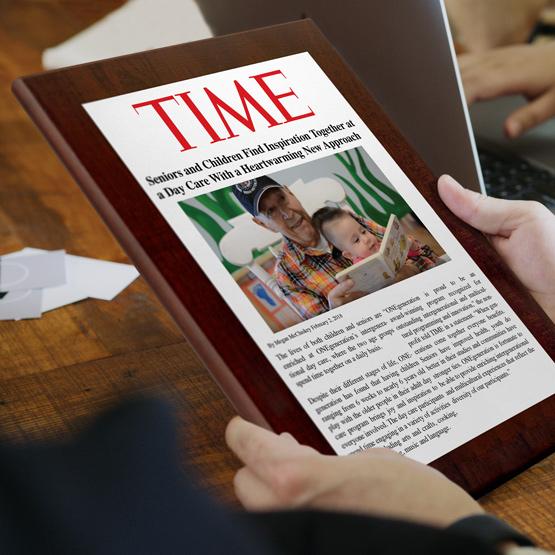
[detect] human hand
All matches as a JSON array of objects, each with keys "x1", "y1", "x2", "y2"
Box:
[
  {"x1": 438, "y1": 174, "x2": 555, "y2": 321},
  {"x1": 328, "y1": 278, "x2": 365, "y2": 309},
  {"x1": 225, "y1": 416, "x2": 483, "y2": 527},
  {"x1": 459, "y1": 42, "x2": 555, "y2": 137},
  {"x1": 446, "y1": 0, "x2": 547, "y2": 53}
]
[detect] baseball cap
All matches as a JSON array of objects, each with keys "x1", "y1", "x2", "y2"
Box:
[{"x1": 232, "y1": 176, "x2": 283, "y2": 216}]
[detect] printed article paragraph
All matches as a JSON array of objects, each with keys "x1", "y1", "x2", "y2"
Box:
[{"x1": 267, "y1": 271, "x2": 535, "y2": 454}]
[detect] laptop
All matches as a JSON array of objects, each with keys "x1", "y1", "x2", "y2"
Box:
[
  {"x1": 194, "y1": 0, "x2": 555, "y2": 207},
  {"x1": 471, "y1": 96, "x2": 555, "y2": 208}
]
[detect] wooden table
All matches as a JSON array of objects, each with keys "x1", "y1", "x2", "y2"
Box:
[{"x1": 1, "y1": 1, "x2": 554, "y2": 549}]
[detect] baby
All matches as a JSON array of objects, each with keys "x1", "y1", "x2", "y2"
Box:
[
  {"x1": 312, "y1": 206, "x2": 386, "y2": 262},
  {"x1": 312, "y1": 206, "x2": 431, "y2": 266}
]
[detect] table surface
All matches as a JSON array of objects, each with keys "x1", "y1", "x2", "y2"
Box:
[{"x1": 0, "y1": 1, "x2": 554, "y2": 549}]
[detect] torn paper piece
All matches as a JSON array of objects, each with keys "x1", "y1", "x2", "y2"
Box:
[
  {"x1": 0, "y1": 251, "x2": 66, "y2": 292},
  {"x1": 3, "y1": 247, "x2": 139, "y2": 304},
  {"x1": 64, "y1": 254, "x2": 139, "y2": 301},
  {"x1": 0, "y1": 290, "x2": 42, "y2": 320},
  {"x1": 42, "y1": 283, "x2": 88, "y2": 312},
  {"x1": 1, "y1": 248, "x2": 84, "y2": 312}
]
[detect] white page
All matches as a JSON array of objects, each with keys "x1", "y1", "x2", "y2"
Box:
[
  {"x1": 0, "y1": 290, "x2": 42, "y2": 320},
  {"x1": 3, "y1": 248, "x2": 138, "y2": 309},
  {"x1": 64, "y1": 254, "x2": 139, "y2": 301},
  {"x1": 3, "y1": 248, "x2": 87, "y2": 311},
  {"x1": 0, "y1": 251, "x2": 66, "y2": 291}
]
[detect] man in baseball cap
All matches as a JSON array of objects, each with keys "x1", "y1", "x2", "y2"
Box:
[
  {"x1": 233, "y1": 176, "x2": 319, "y2": 248},
  {"x1": 232, "y1": 176, "x2": 284, "y2": 217},
  {"x1": 232, "y1": 176, "x2": 362, "y2": 319}
]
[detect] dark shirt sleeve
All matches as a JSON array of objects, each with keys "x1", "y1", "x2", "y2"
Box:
[
  {"x1": 447, "y1": 514, "x2": 534, "y2": 549},
  {"x1": 0, "y1": 397, "x2": 263, "y2": 555},
  {"x1": 246, "y1": 511, "x2": 503, "y2": 555},
  {"x1": 0, "y1": 397, "x2": 528, "y2": 555}
]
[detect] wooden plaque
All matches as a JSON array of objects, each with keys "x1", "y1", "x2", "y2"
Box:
[{"x1": 13, "y1": 20, "x2": 554, "y2": 496}]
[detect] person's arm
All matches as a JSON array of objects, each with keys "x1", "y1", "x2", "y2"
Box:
[
  {"x1": 227, "y1": 417, "x2": 550, "y2": 553},
  {"x1": 327, "y1": 278, "x2": 366, "y2": 309},
  {"x1": 438, "y1": 174, "x2": 555, "y2": 322},
  {"x1": 277, "y1": 282, "x2": 328, "y2": 320},
  {"x1": 276, "y1": 263, "x2": 364, "y2": 315},
  {"x1": 446, "y1": 0, "x2": 548, "y2": 53},
  {"x1": 274, "y1": 261, "x2": 331, "y2": 319},
  {"x1": 458, "y1": 41, "x2": 555, "y2": 137},
  {"x1": 226, "y1": 415, "x2": 483, "y2": 525}
]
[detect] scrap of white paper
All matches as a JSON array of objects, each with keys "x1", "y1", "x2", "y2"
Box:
[
  {"x1": 0, "y1": 251, "x2": 66, "y2": 291},
  {"x1": 64, "y1": 254, "x2": 139, "y2": 301},
  {"x1": 41, "y1": 282, "x2": 89, "y2": 312},
  {"x1": 3, "y1": 248, "x2": 84, "y2": 312},
  {"x1": 3, "y1": 248, "x2": 139, "y2": 310},
  {"x1": 0, "y1": 289, "x2": 43, "y2": 320},
  {"x1": 42, "y1": 0, "x2": 212, "y2": 70}
]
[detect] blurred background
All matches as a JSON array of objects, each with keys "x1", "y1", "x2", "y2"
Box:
[{"x1": 1, "y1": 0, "x2": 555, "y2": 547}]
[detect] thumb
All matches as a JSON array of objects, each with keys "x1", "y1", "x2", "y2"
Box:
[
  {"x1": 505, "y1": 88, "x2": 555, "y2": 138},
  {"x1": 438, "y1": 174, "x2": 527, "y2": 237},
  {"x1": 334, "y1": 278, "x2": 354, "y2": 295},
  {"x1": 328, "y1": 278, "x2": 355, "y2": 308}
]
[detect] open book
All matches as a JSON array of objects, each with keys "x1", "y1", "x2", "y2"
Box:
[
  {"x1": 335, "y1": 214, "x2": 409, "y2": 293},
  {"x1": 13, "y1": 20, "x2": 555, "y2": 496}
]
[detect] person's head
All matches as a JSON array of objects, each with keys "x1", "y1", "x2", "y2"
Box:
[
  {"x1": 232, "y1": 177, "x2": 319, "y2": 247},
  {"x1": 312, "y1": 207, "x2": 380, "y2": 261}
]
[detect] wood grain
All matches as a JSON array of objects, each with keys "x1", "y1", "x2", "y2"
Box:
[{"x1": 0, "y1": 1, "x2": 554, "y2": 548}]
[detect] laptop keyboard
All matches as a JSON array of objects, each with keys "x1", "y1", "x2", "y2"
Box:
[{"x1": 478, "y1": 146, "x2": 555, "y2": 211}]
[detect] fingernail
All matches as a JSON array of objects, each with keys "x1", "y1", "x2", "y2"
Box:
[
  {"x1": 507, "y1": 120, "x2": 521, "y2": 138},
  {"x1": 439, "y1": 174, "x2": 462, "y2": 189}
]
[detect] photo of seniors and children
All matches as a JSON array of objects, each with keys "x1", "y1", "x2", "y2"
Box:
[{"x1": 180, "y1": 147, "x2": 449, "y2": 332}]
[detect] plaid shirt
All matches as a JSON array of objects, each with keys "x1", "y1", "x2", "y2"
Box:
[{"x1": 274, "y1": 217, "x2": 437, "y2": 320}]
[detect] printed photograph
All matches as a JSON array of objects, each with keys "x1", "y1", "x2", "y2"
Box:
[{"x1": 180, "y1": 147, "x2": 449, "y2": 332}]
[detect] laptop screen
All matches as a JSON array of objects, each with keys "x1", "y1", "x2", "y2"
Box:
[{"x1": 195, "y1": 0, "x2": 485, "y2": 192}]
